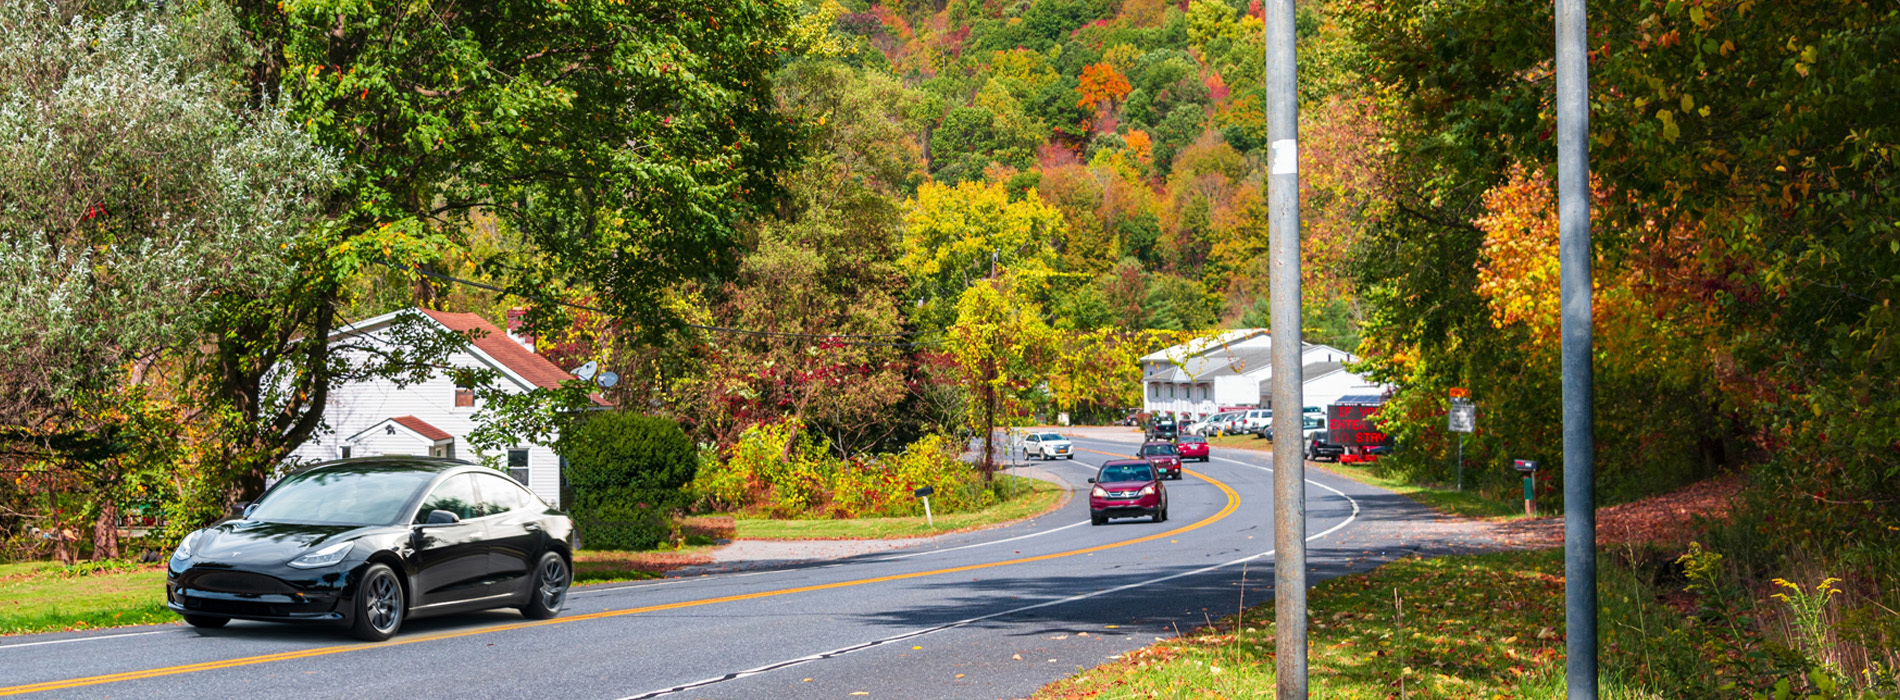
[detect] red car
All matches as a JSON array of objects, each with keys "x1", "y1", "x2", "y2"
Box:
[
  {"x1": 1136, "y1": 441, "x2": 1185, "y2": 480},
  {"x1": 1089, "y1": 459, "x2": 1168, "y2": 525},
  {"x1": 1175, "y1": 435, "x2": 1209, "y2": 462}
]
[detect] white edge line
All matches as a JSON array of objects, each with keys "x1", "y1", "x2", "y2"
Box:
[
  {"x1": 0, "y1": 629, "x2": 173, "y2": 651},
  {"x1": 616, "y1": 459, "x2": 1361, "y2": 700}
]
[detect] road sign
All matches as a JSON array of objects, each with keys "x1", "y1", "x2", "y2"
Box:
[{"x1": 1449, "y1": 398, "x2": 1476, "y2": 433}]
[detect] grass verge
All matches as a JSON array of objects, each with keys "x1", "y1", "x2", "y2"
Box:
[
  {"x1": 573, "y1": 546, "x2": 719, "y2": 584},
  {"x1": 734, "y1": 475, "x2": 1064, "y2": 540},
  {"x1": 1035, "y1": 546, "x2": 1894, "y2": 699},
  {"x1": 1202, "y1": 435, "x2": 1525, "y2": 520},
  {"x1": 0, "y1": 561, "x2": 173, "y2": 635},
  {"x1": 1310, "y1": 459, "x2": 1529, "y2": 520}
]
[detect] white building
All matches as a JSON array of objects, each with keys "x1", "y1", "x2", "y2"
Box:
[
  {"x1": 1139, "y1": 328, "x2": 1386, "y2": 420},
  {"x1": 289, "y1": 308, "x2": 604, "y2": 506}
]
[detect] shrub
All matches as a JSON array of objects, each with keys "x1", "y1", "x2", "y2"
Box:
[
  {"x1": 557, "y1": 412, "x2": 697, "y2": 550},
  {"x1": 690, "y1": 420, "x2": 1000, "y2": 519}
]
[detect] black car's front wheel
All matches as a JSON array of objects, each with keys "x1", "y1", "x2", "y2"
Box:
[
  {"x1": 183, "y1": 614, "x2": 228, "y2": 629},
  {"x1": 350, "y1": 563, "x2": 405, "y2": 642},
  {"x1": 520, "y1": 552, "x2": 569, "y2": 619}
]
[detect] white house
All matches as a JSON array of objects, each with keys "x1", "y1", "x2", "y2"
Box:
[
  {"x1": 1139, "y1": 329, "x2": 1386, "y2": 420},
  {"x1": 289, "y1": 308, "x2": 603, "y2": 506}
]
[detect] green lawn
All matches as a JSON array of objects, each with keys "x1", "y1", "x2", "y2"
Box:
[
  {"x1": 1203, "y1": 436, "x2": 1527, "y2": 520},
  {"x1": 734, "y1": 475, "x2": 1065, "y2": 540},
  {"x1": 1036, "y1": 546, "x2": 1872, "y2": 699},
  {"x1": 0, "y1": 561, "x2": 175, "y2": 635}
]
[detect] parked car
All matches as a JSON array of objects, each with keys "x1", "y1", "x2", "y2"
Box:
[
  {"x1": 1176, "y1": 434, "x2": 1209, "y2": 462},
  {"x1": 166, "y1": 458, "x2": 574, "y2": 641},
  {"x1": 1306, "y1": 434, "x2": 1345, "y2": 462},
  {"x1": 1136, "y1": 441, "x2": 1185, "y2": 480},
  {"x1": 1234, "y1": 408, "x2": 1273, "y2": 434},
  {"x1": 1145, "y1": 418, "x2": 1179, "y2": 441},
  {"x1": 1189, "y1": 411, "x2": 1245, "y2": 437},
  {"x1": 1253, "y1": 412, "x2": 1326, "y2": 441},
  {"x1": 1088, "y1": 459, "x2": 1168, "y2": 525},
  {"x1": 1023, "y1": 432, "x2": 1075, "y2": 460}
]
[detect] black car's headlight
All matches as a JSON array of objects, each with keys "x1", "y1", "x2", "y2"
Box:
[
  {"x1": 171, "y1": 530, "x2": 203, "y2": 562},
  {"x1": 287, "y1": 540, "x2": 354, "y2": 569}
]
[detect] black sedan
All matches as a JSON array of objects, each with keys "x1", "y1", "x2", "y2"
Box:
[{"x1": 166, "y1": 458, "x2": 575, "y2": 641}]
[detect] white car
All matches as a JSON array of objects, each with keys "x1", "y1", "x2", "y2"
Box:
[
  {"x1": 1235, "y1": 408, "x2": 1273, "y2": 434},
  {"x1": 1194, "y1": 412, "x2": 1249, "y2": 437},
  {"x1": 1023, "y1": 432, "x2": 1075, "y2": 460}
]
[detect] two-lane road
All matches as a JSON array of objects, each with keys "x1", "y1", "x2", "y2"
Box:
[{"x1": 0, "y1": 435, "x2": 1443, "y2": 699}]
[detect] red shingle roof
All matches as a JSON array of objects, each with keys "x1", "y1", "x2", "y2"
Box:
[
  {"x1": 390, "y1": 415, "x2": 452, "y2": 442},
  {"x1": 418, "y1": 309, "x2": 574, "y2": 390}
]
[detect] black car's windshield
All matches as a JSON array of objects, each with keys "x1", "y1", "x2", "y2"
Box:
[
  {"x1": 250, "y1": 467, "x2": 437, "y2": 525},
  {"x1": 1099, "y1": 464, "x2": 1155, "y2": 482},
  {"x1": 1140, "y1": 444, "x2": 1178, "y2": 456}
]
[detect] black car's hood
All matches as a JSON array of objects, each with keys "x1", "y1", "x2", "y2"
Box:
[{"x1": 190, "y1": 520, "x2": 379, "y2": 567}]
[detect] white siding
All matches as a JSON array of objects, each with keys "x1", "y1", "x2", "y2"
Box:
[
  {"x1": 1305, "y1": 370, "x2": 1387, "y2": 412},
  {"x1": 287, "y1": 323, "x2": 567, "y2": 507}
]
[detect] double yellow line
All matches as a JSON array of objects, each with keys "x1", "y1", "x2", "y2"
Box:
[{"x1": 1, "y1": 468, "x2": 1238, "y2": 696}]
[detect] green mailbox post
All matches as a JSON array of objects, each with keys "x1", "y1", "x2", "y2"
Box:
[{"x1": 1513, "y1": 459, "x2": 1539, "y2": 516}]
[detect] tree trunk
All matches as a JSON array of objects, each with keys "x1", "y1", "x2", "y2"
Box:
[
  {"x1": 91, "y1": 499, "x2": 119, "y2": 561},
  {"x1": 982, "y1": 376, "x2": 996, "y2": 481}
]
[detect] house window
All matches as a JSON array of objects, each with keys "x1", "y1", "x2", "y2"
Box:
[
  {"x1": 507, "y1": 449, "x2": 530, "y2": 485},
  {"x1": 430, "y1": 442, "x2": 455, "y2": 460},
  {"x1": 1168, "y1": 385, "x2": 1175, "y2": 398},
  {"x1": 340, "y1": 446, "x2": 352, "y2": 459},
  {"x1": 454, "y1": 383, "x2": 475, "y2": 408}
]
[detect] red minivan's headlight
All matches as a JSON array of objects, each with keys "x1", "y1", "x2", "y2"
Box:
[
  {"x1": 1139, "y1": 484, "x2": 1156, "y2": 496},
  {"x1": 1091, "y1": 486, "x2": 1108, "y2": 498}
]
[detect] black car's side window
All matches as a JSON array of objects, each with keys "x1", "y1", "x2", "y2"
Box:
[
  {"x1": 415, "y1": 474, "x2": 480, "y2": 523},
  {"x1": 473, "y1": 473, "x2": 534, "y2": 516}
]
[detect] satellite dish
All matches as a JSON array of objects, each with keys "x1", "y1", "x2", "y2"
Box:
[
  {"x1": 595, "y1": 370, "x2": 619, "y2": 389},
  {"x1": 570, "y1": 361, "x2": 598, "y2": 381}
]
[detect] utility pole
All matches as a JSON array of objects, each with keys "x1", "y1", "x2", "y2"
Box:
[
  {"x1": 1555, "y1": 0, "x2": 1597, "y2": 697},
  {"x1": 1264, "y1": 0, "x2": 1306, "y2": 696}
]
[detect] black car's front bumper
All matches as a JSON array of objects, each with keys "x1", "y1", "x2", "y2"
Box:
[{"x1": 167, "y1": 564, "x2": 360, "y2": 625}]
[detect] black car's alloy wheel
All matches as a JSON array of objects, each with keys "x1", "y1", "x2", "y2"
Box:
[
  {"x1": 351, "y1": 563, "x2": 404, "y2": 641},
  {"x1": 520, "y1": 552, "x2": 569, "y2": 619}
]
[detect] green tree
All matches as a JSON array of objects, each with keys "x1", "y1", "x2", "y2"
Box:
[
  {"x1": 901, "y1": 180, "x2": 1067, "y2": 330},
  {"x1": 0, "y1": 2, "x2": 340, "y2": 546},
  {"x1": 194, "y1": 0, "x2": 804, "y2": 501},
  {"x1": 948, "y1": 277, "x2": 1057, "y2": 475}
]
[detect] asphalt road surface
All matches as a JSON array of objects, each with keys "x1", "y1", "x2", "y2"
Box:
[{"x1": 0, "y1": 433, "x2": 1459, "y2": 700}]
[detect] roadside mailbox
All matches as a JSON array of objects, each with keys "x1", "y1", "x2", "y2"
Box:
[
  {"x1": 1512, "y1": 459, "x2": 1539, "y2": 516},
  {"x1": 914, "y1": 485, "x2": 935, "y2": 527}
]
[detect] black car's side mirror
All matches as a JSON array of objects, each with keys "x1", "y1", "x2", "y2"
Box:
[
  {"x1": 424, "y1": 509, "x2": 460, "y2": 525},
  {"x1": 1086, "y1": 478, "x2": 1096, "y2": 484}
]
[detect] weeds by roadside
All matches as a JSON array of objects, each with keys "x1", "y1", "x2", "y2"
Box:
[{"x1": 1036, "y1": 544, "x2": 1899, "y2": 699}]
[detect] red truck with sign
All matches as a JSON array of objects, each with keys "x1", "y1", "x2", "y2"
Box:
[{"x1": 1307, "y1": 395, "x2": 1393, "y2": 463}]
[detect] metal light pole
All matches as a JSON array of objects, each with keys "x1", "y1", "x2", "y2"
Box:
[
  {"x1": 1265, "y1": 0, "x2": 1306, "y2": 696},
  {"x1": 1555, "y1": 0, "x2": 1597, "y2": 696}
]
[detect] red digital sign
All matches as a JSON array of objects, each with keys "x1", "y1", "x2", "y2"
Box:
[{"x1": 1328, "y1": 400, "x2": 1393, "y2": 449}]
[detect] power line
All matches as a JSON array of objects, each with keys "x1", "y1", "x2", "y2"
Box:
[{"x1": 375, "y1": 261, "x2": 937, "y2": 348}]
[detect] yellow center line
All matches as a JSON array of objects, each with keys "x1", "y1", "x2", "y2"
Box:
[{"x1": 1, "y1": 469, "x2": 1238, "y2": 697}]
